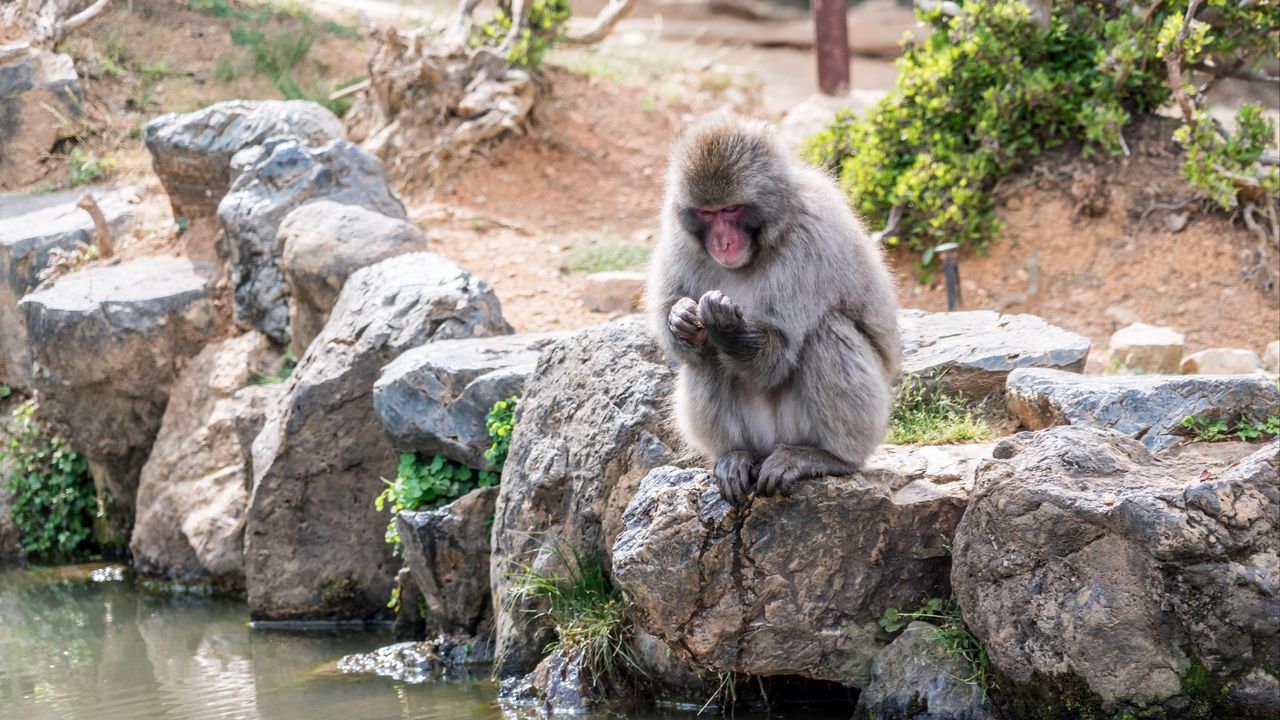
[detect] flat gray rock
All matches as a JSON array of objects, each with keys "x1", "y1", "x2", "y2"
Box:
[
  {"x1": 899, "y1": 309, "x2": 1090, "y2": 397},
  {"x1": 374, "y1": 332, "x2": 568, "y2": 470},
  {"x1": 1006, "y1": 367, "x2": 1280, "y2": 451}
]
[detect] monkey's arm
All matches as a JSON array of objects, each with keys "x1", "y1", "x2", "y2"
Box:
[{"x1": 698, "y1": 291, "x2": 797, "y2": 389}]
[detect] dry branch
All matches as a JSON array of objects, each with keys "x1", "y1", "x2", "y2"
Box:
[{"x1": 563, "y1": 0, "x2": 636, "y2": 45}]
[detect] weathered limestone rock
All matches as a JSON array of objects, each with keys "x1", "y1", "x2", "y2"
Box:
[
  {"x1": 0, "y1": 187, "x2": 135, "y2": 386},
  {"x1": 19, "y1": 256, "x2": 214, "y2": 542},
  {"x1": 1107, "y1": 322, "x2": 1184, "y2": 374},
  {"x1": 374, "y1": 332, "x2": 567, "y2": 471},
  {"x1": 0, "y1": 51, "x2": 82, "y2": 189},
  {"x1": 899, "y1": 309, "x2": 1090, "y2": 398},
  {"x1": 490, "y1": 320, "x2": 677, "y2": 676},
  {"x1": 395, "y1": 486, "x2": 498, "y2": 637},
  {"x1": 130, "y1": 333, "x2": 284, "y2": 587},
  {"x1": 1180, "y1": 347, "x2": 1263, "y2": 375},
  {"x1": 777, "y1": 90, "x2": 885, "y2": 148},
  {"x1": 218, "y1": 137, "x2": 406, "y2": 344},
  {"x1": 245, "y1": 252, "x2": 509, "y2": 621},
  {"x1": 336, "y1": 635, "x2": 494, "y2": 683},
  {"x1": 854, "y1": 621, "x2": 996, "y2": 720},
  {"x1": 279, "y1": 199, "x2": 426, "y2": 354},
  {"x1": 1264, "y1": 340, "x2": 1279, "y2": 374},
  {"x1": 1006, "y1": 368, "x2": 1280, "y2": 451},
  {"x1": 145, "y1": 99, "x2": 343, "y2": 220},
  {"x1": 952, "y1": 427, "x2": 1277, "y2": 717},
  {"x1": 579, "y1": 271, "x2": 644, "y2": 314},
  {"x1": 613, "y1": 443, "x2": 994, "y2": 688}
]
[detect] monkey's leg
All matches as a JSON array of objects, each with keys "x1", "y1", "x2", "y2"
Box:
[
  {"x1": 714, "y1": 450, "x2": 757, "y2": 506},
  {"x1": 757, "y1": 445, "x2": 855, "y2": 497}
]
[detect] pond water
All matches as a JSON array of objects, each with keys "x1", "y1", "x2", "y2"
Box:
[{"x1": 0, "y1": 564, "x2": 849, "y2": 720}]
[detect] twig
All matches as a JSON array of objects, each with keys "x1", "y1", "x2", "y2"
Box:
[
  {"x1": 563, "y1": 0, "x2": 637, "y2": 45},
  {"x1": 870, "y1": 204, "x2": 904, "y2": 244},
  {"x1": 1129, "y1": 194, "x2": 1199, "y2": 243},
  {"x1": 329, "y1": 78, "x2": 369, "y2": 101},
  {"x1": 1163, "y1": 0, "x2": 1203, "y2": 124},
  {"x1": 61, "y1": 0, "x2": 111, "y2": 37},
  {"x1": 1191, "y1": 61, "x2": 1279, "y2": 86},
  {"x1": 444, "y1": 0, "x2": 482, "y2": 49}
]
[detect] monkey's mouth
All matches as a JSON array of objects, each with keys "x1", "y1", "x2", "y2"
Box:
[{"x1": 707, "y1": 234, "x2": 751, "y2": 269}]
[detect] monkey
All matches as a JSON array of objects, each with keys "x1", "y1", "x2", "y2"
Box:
[{"x1": 646, "y1": 113, "x2": 901, "y2": 505}]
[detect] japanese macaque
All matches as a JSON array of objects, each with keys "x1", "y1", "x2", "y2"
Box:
[{"x1": 646, "y1": 113, "x2": 901, "y2": 505}]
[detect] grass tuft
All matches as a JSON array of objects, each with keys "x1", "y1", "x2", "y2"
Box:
[
  {"x1": 888, "y1": 376, "x2": 992, "y2": 445},
  {"x1": 563, "y1": 240, "x2": 651, "y2": 275}
]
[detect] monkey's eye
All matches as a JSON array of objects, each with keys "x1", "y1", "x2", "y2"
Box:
[
  {"x1": 720, "y1": 204, "x2": 744, "y2": 215},
  {"x1": 693, "y1": 208, "x2": 718, "y2": 222}
]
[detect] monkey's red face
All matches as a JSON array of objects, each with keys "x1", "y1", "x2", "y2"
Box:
[{"x1": 692, "y1": 204, "x2": 753, "y2": 269}]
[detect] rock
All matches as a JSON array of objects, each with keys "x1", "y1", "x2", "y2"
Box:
[
  {"x1": 1180, "y1": 347, "x2": 1263, "y2": 375},
  {"x1": 130, "y1": 333, "x2": 284, "y2": 587},
  {"x1": 490, "y1": 320, "x2": 677, "y2": 676},
  {"x1": 0, "y1": 187, "x2": 135, "y2": 386},
  {"x1": 279, "y1": 199, "x2": 426, "y2": 354},
  {"x1": 500, "y1": 649, "x2": 615, "y2": 716},
  {"x1": 612, "y1": 443, "x2": 994, "y2": 688},
  {"x1": 854, "y1": 621, "x2": 996, "y2": 720},
  {"x1": 19, "y1": 256, "x2": 215, "y2": 543},
  {"x1": 1006, "y1": 368, "x2": 1280, "y2": 452},
  {"x1": 1107, "y1": 322, "x2": 1184, "y2": 374},
  {"x1": 899, "y1": 309, "x2": 1090, "y2": 398},
  {"x1": 1264, "y1": 340, "x2": 1279, "y2": 374},
  {"x1": 578, "y1": 270, "x2": 644, "y2": 314},
  {"x1": 144, "y1": 99, "x2": 343, "y2": 221},
  {"x1": 374, "y1": 332, "x2": 568, "y2": 471},
  {"x1": 395, "y1": 487, "x2": 498, "y2": 637},
  {"x1": 0, "y1": 51, "x2": 82, "y2": 189},
  {"x1": 244, "y1": 252, "x2": 510, "y2": 621},
  {"x1": 392, "y1": 568, "x2": 426, "y2": 641},
  {"x1": 952, "y1": 427, "x2": 1277, "y2": 717},
  {"x1": 777, "y1": 90, "x2": 886, "y2": 148},
  {"x1": 218, "y1": 137, "x2": 407, "y2": 344},
  {"x1": 336, "y1": 635, "x2": 494, "y2": 683}
]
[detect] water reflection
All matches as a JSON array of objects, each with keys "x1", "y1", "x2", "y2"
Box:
[{"x1": 0, "y1": 564, "x2": 500, "y2": 720}]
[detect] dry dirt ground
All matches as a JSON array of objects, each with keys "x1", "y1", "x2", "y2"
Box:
[{"x1": 23, "y1": 0, "x2": 1280, "y2": 356}]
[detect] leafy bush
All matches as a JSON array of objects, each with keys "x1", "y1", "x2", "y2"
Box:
[
  {"x1": 889, "y1": 376, "x2": 992, "y2": 445},
  {"x1": 804, "y1": 0, "x2": 1279, "y2": 262},
  {"x1": 1182, "y1": 414, "x2": 1279, "y2": 442},
  {"x1": 473, "y1": 0, "x2": 572, "y2": 68},
  {"x1": 484, "y1": 395, "x2": 518, "y2": 468},
  {"x1": 508, "y1": 545, "x2": 643, "y2": 685},
  {"x1": 881, "y1": 596, "x2": 991, "y2": 690},
  {"x1": 0, "y1": 400, "x2": 96, "y2": 563}
]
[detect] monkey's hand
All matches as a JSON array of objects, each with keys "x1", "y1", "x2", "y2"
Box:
[
  {"x1": 698, "y1": 290, "x2": 744, "y2": 333},
  {"x1": 668, "y1": 297, "x2": 706, "y2": 348}
]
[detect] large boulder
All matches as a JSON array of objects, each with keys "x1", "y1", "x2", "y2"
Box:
[
  {"x1": 19, "y1": 256, "x2": 215, "y2": 543},
  {"x1": 0, "y1": 51, "x2": 81, "y2": 189},
  {"x1": 1006, "y1": 368, "x2": 1280, "y2": 451},
  {"x1": 244, "y1": 252, "x2": 510, "y2": 621},
  {"x1": 374, "y1": 331, "x2": 568, "y2": 471},
  {"x1": 0, "y1": 187, "x2": 135, "y2": 386},
  {"x1": 952, "y1": 427, "x2": 1277, "y2": 718},
  {"x1": 130, "y1": 332, "x2": 284, "y2": 587},
  {"x1": 144, "y1": 99, "x2": 343, "y2": 221},
  {"x1": 218, "y1": 136, "x2": 406, "y2": 345},
  {"x1": 490, "y1": 320, "x2": 678, "y2": 676},
  {"x1": 612, "y1": 443, "x2": 993, "y2": 688},
  {"x1": 899, "y1": 310, "x2": 1090, "y2": 398},
  {"x1": 395, "y1": 486, "x2": 498, "y2": 637},
  {"x1": 854, "y1": 621, "x2": 996, "y2": 720},
  {"x1": 279, "y1": 199, "x2": 426, "y2": 354}
]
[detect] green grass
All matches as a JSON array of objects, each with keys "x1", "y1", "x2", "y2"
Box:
[
  {"x1": 888, "y1": 376, "x2": 992, "y2": 445},
  {"x1": 507, "y1": 546, "x2": 644, "y2": 686},
  {"x1": 250, "y1": 347, "x2": 296, "y2": 386},
  {"x1": 66, "y1": 148, "x2": 116, "y2": 187},
  {"x1": 563, "y1": 240, "x2": 651, "y2": 275},
  {"x1": 881, "y1": 596, "x2": 993, "y2": 692}
]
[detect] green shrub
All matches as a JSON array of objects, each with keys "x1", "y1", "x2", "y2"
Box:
[
  {"x1": 881, "y1": 596, "x2": 992, "y2": 691},
  {"x1": 473, "y1": 0, "x2": 571, "y2": 68},
  {"x1": 66, "y1": 147, "x2": 115, "y2": 187},
  {"x1": 375, "y1": 454, "x2": 499, "y2": 546},
  {"x1": 0, "y1": 400, "x2": 96, "y2": 563},
  {"x1": 804, "y1": 0, "x2": 1279, "y2": 263},
  {"x1": 507, "y1": 546, "x2": 643, "y2": 685},
  {"x1": 1182, "y1": 414, "x2": 1279, "y2": 442},
  {"x1": 484, "y1": 395, "x2": 518, "y2": 468},
  {"x1": 888, "y1": 376, "x2": 992, "y2": 445}
]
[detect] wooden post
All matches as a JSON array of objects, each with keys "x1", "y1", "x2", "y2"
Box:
[{"x1": 813, "y1": 0, "x2": 850, "y2": 95}]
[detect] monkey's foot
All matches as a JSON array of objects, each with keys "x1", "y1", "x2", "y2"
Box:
[
  {"x1": 713, "y1": 450, "x2": 756, "y2": 506},
  {"x1": 757, "y1": 445, "x2": 855, "y2": 497}
]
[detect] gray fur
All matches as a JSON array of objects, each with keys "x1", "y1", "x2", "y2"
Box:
[{"x1": 645, "y1": 113, "x2": 901, "y2": 501}]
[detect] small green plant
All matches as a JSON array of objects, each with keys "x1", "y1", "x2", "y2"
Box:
[
  {"x1": 473, "y1": 0, "x2": 571, "y2": 68},
  {"x1": 0, "y1": 400, "x2": 96, "y2": 563},
  {"x1": 484, "y1": 396, "x2": 518, "y2": 468},
  {"x1": 130, "y1": 60, "x2": 172, "y2": 109},
  {"x1": 507, "y1": 545, "x2": 643, "y2": 686},
  {"x1": 563, "y1": 240, "x2": 651, "y2": 274},
  {"x1": 230, "y1": 25, "x2": 267, "y2": 47},
  {"x1": 0, "y1": 385, "x2": 12, "y2": 399},
  {"x1": 325, "y1": 19, "x2": 361, "y2": 39},
  {"x1": 881, "y1": 596, "x2": 992, "y2": 691},
  {"x1": 888, "y1": 376, "x2": 992, "y2": 445},
  {"x1": 250, "y1": 347, "x2": 296, "y2": 386},
  {"x1": 1182, "y1": 415, "x2": 1279, "y2": 442},
  {"x1": 99, "y1": 53, "x2": 126, "y2": 78},
  {"x1": 66, "y1": 147, "x2": 115, "y2": 187},
  {"x1": 376, "y1": 454, "x2": 499, "y2": 547},
  {"x1": 215, "y1": 55, "x2": 240, "y2": 83}
]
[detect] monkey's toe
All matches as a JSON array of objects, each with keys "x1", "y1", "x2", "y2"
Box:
[
  {"x1": 714, "y1": 451, "x2": 756, "y2": 506},
  {"x1": 757, "y1": 455, "x2": 804, "y2": 497}
]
